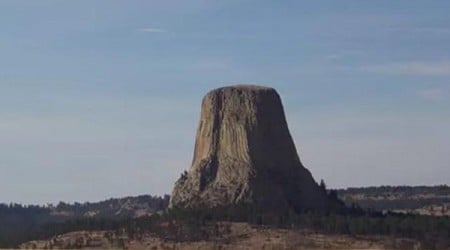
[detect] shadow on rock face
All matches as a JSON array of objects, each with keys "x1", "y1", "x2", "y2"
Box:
[{"x1": 170, "y1": 84, "x2": 340, "y2": 213}]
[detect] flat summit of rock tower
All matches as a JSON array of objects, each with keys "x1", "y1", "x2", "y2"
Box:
[{"x1": 170, "y1": 84, "x2": 335, "y2": 212}]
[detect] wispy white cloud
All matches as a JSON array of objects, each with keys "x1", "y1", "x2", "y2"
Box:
[
  {"x1": 189, "y1": 60, "x2": 231, "y2": 71},
  {"x1": 137, "y1": 28, "x2": 167, "y2": 33},
  {"x1": 394, "y1": 27, "x2": 450, "y2": 35},
  {"x1": 388, "y1": 26, "x2": 450, "y2": 35},
  {"x1": 412, "y1": 27, "x2": 450, "y2": 34},
  {"x1": 352, "y1": 61, "x2": 450, "y2": 76},
  {"x1": 417, "y1": 88, "x2": 448, "y2": 101},
  {"x1": 324, "y1": 50, "x2": 365, "y2": 63}
]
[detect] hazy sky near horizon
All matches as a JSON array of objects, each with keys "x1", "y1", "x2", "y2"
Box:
[{"x1": 1, "y1": 1, "x2": 449, "y2": 204}]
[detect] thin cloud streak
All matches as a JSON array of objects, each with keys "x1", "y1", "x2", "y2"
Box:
[
  {"x1": 408, "y1": 27, "x2": 450, "y2": 35},
  {"x1": 417, "y1": 88, "x2": 449, "y2": 101},
  {"x1": 388, "y1": 26, "x2": 450, "y2": 35},
  {"x1": 340, "y1": 61, "x2": 450, "y2": 76},
  {"x1": 137, "y1": 28, "x2": 167, "y2": 33}
]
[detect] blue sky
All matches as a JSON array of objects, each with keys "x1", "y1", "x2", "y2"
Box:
[{"x1": 1, "y1": 0, "x2": 449, "y2": 204}]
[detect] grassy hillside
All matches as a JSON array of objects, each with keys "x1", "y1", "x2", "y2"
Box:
[
  {"x1": 2, "y1": 186, "x2": 449, "y2": 248},
  {"x1": 0, "y1": 195, "x2": 169, "y2": 248}
]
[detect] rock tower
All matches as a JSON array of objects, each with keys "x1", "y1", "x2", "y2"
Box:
[{"x1": 170, "y1": 85, "x2": 333, "y2": 212}]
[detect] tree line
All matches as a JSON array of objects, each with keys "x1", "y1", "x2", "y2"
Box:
[{"x1": 2, "y1": 201, "x2": 448, "y2": 249}]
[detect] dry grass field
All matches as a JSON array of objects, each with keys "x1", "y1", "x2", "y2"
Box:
[{"x1": 20, "y1": 222, "x2": 423, "y2": 250}]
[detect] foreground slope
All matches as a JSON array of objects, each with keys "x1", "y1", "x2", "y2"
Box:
[{"x1": 20, "y1": 222, "x2": 422, "y2": 250}]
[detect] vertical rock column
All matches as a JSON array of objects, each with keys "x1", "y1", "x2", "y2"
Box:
[{"x1": 170, "y1": 85, "x2": 331, "y2": 212}]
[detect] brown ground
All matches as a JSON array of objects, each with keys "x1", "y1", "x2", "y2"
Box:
[{"x1": 20, "y1": 222, "x2": 422, "y2": 250}]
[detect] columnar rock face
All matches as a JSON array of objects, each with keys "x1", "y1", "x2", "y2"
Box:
[{"x1": 170, "y1": 85, "x2": 331, "y2": 212}]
